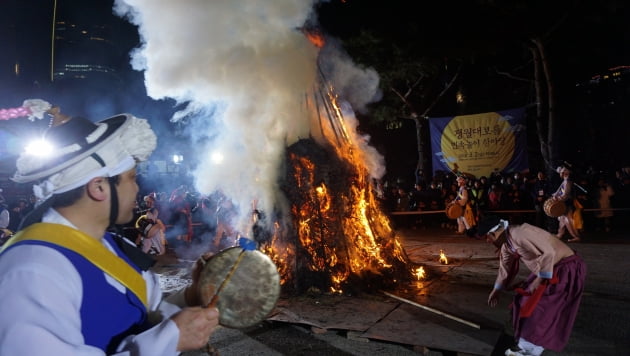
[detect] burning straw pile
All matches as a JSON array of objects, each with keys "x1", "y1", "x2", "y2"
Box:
[{"x1": 261, "y1": 134, "x2": 413, "y2": 296}]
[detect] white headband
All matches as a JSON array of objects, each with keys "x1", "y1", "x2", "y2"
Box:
[{"x1": 488, "y1": 219, "x2": 509, "y2": 234}]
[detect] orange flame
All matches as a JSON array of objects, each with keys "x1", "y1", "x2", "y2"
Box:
[
  {"x1": 259, "y1": 76, "x2": 411, "y2": 294},
  {"x1": 261, "y1": 221, "x2": 294, "y2": 286},
  {"x1": 305, "y1": 29, "x2": 325, "y2": 48},
  {"x1": 413, "y1": 266, "x2": 425, "y2": 280},
  {"x1": 439, "y1": 249, "x2": 448, "y2": 265}
]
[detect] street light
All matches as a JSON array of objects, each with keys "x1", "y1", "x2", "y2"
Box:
[
  {"x1": 172, "y1": 154, "x2": 184, "y2": 164},
  {"x1": 210, "y1": 151, "x2": 224, "y2": 164},
  {"x1": 24, "y1": 139, "x2": 54, "y2": 157}
]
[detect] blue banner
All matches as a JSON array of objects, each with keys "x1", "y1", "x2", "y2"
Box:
[{"x1": 429, "y1": 108, "x2": 528, "y2": 178}]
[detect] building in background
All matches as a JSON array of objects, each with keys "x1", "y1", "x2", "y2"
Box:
[
  {"x1": 51, "y1": 0, "x2": 136, "y2": 91},
  {"x1": 0, "y1": 0, "x2": 137, "y2": 100},
  {"x1": 0, "y1": 0, "x2": 143, "y2": 195}
]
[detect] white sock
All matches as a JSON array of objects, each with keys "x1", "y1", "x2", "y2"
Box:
[{"x1": 518, "y1": 338, "x2": 544, "y2": 356}]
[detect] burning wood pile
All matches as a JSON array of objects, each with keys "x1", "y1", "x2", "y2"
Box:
[
  {"x1": 259, "y1": 137, "x2": 413, "y2": 296},
  {"x1": 241, "y1": 61, "x2": 417, "y2": 296}
]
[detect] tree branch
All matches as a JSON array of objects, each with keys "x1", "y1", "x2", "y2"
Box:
[
  {"x1": 420, "y1": 62, "x2": 462, "y2": 118},
  {"x1": 494, "y1": 67, "x2": 532, "y2": 83}
]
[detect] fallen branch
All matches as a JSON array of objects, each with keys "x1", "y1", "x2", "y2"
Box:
[{"x1": 382, "y1": 291, "x2": 480, "y2": 329}]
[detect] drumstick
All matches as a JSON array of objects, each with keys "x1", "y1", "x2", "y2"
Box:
[{"x1": 206, "y1": 249, "x2": 247, "y2": 307}]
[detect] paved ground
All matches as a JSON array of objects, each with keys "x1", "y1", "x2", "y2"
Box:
[{"x1": 174, "y1": 226, "x2": 630, "y2": 356}]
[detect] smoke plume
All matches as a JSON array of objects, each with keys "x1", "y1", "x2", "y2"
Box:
[{"x1": 113, "y1": 0, "x2": 382, "y2": 235}]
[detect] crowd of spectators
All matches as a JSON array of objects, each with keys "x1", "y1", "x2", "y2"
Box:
[
  {"x1": 381, "y1": 166, "x2": 630, "y2": 235},
  {"x1": 2, "y1": 166, "x2": 629, "y2": 247},
  {"x1": 0, "y1": 189, "x2": 36, "y2": 243}
]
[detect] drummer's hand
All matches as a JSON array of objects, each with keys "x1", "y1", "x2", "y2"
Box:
[{"x1": 172, "y1": 305, "x2": 220, "y2": 352}]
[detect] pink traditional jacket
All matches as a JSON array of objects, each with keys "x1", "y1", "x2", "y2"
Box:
[{"x1": 493, "y1": 223, "x2": 556, "y2": 290}]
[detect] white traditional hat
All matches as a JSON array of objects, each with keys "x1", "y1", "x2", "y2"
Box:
[
  {"x1": 476, "y1": 215, "x2": 509, "y2": 237},
  {"x1": 13, "y1": 113, "x2": 157, "y2": 202},
  {"x1": 556, "y1": 166, "x2": 570, "y2": 175}
]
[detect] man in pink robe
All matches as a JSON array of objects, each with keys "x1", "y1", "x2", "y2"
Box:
[{"x1": 477, "y1": 216, "x2": 586, "y2": 356}]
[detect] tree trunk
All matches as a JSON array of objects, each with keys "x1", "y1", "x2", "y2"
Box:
[
  {"x1": 530, "y1": 43, "x2": 550, "y2": 170},
  {"x1": 531, "y1": 37, "x2": 558, "y2": 176},
  {"x1": 391, "y1": 63, "x2": 461, "y2": 183},
  {"x1": 415, "y1": 64, "x2": 462, "y2": 181},
  {"x1": 412, "y1": 116, "x2": 424, "y2": 183}
]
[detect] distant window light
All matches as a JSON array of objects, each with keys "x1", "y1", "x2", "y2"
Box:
[{"x1": 60, "y1": 64, "x2": 115, "y2": 73}]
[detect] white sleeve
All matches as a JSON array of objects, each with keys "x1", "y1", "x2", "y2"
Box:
[
  {"x1": 144, "y1": 270, "x2": 184, "y2": 322},
  {"x1": 0, "y1": 245, "x2": 183, "y2": 356},
  {"x1": 0, "y1": 209, "x2": 9, "y2": 229},
  {"x1": 0, "y1": 245, "x2": 104, "y2": 355}
]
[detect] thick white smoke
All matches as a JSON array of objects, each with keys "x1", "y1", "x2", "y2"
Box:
[{"x1": 113, "y1": 0, "x2": 383, "y2": 235}]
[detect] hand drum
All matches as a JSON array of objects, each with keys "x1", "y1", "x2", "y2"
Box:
[{"x1": 197, "y1": 246, "x2": 281, "y2": 328}]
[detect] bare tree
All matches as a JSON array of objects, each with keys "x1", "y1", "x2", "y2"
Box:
[{"x1": 390, "y1": 64, "x2": 463, "y2": 182}]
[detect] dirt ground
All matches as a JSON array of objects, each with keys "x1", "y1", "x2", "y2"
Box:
[{"x1": 154, "y1": 226, "x2": 630, "y2": 356}]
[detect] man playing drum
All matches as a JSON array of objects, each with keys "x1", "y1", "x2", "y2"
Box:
[
  {"x1": 550, "y1": 165, "x2": 581, "y2": 242},
  {"x1": 0, "y1": 107, "x2": 219, "y2": 354},
  {"x1": 450, "y1": 174, "x2": 475, "y2": 235}
]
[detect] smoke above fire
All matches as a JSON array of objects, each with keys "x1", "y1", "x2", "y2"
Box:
[{"x1": 113, "y1": 0, "x2": 383, "y2": 234}]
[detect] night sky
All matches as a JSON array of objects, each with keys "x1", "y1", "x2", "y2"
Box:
[
  {"x1": 316, "y1": 0, "x2": 630, "y2": 177},
  {"x1": 317, "y1": 0, "x2": 629, "y2": 78},
  {"x1": 1, "y1": 0, "x2": 629, "y2": 179}
]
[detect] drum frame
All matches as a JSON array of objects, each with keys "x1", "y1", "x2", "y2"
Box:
[
  {"x1": 446, "y1": 203, "x2": 463, "y2": 219},
  {"x1": 544, "y1": 198, "x2": 566, "y2": 218}
]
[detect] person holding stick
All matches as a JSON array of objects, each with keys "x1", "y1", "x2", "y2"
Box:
[
  {"x1": 478, "y1": 216, "x2": 586, "y2": 356},
  {"x1": 0, "y1": 108, "x2": 219, "y2": 355}
]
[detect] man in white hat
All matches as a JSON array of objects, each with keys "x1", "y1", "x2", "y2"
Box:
[
  {"x1": 0, "y1": 109, "x2": 219, "y2": 355},
  {"x1": 477, "y1": 216, "x2": 586, "y2": 356}
]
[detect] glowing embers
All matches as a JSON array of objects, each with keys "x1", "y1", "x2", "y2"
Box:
[
  {"x1": 439, "y1": 249, "x2": 449, "y2": 265},
  {"x1": 412, "y1": 266, "x2": 426, "y2": 290},
  {"x1": 413, "y1": 266, "x2": 425, "y2": 280}
]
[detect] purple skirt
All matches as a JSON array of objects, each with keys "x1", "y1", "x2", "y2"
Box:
[{"x1": 512, "y1": 254, "x2": 587, "y2": 351}]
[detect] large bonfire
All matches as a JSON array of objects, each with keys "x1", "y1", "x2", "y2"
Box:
[{"x1": 258, "y1": 79, "x2": 415, "y2": 296}]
